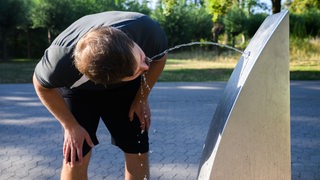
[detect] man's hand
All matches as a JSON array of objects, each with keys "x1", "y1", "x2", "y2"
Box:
[
  {"x1": 128, "y1": 56, "x2": 166, "y2": 132},
  {"x1": 129, "y1": 99, "x2": 151, "y2": 132},
  {"x1": 63, "y1": 125, "x2": 94, "y2": 167}
]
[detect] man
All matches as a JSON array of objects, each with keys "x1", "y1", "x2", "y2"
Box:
[{"x1": 33, "y1": 11, "x2": 167, "y2": 180}]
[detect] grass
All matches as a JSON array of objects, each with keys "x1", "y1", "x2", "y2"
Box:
[
  {"x1": 288, "y1": 37, "x2": 320, "y2": 80},
  {"x1": 159, "y1": 52, "x2": 239, "y2": 82},
  {"x1": 0, "y1": 59, "x2": 38, "y2": 84},
  {"x1": 0, "y1": 38, "x2": 319, "y2": 83},
  {"x1": 158, "y1": 37, "x2": 320, "y2": 82}
]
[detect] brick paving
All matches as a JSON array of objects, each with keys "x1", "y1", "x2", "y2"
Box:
[{"x1": 0, "y1": 81, "x2": 319, "y2": 180}]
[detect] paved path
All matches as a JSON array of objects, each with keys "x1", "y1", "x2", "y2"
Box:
[{"x1": 0, "y1": 81, "x2": 319, "y2": 180}]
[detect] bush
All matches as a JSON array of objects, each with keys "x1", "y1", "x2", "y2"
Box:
[
  {"x1": 290, "y1": 10, "x2": 320, "y2": 38},
  {"x1": 245, "y1": 13, "x2": 268, "y2": 38},
  {"x1": 222, "y1": 5, "x2": 247, "y2": 46},
  {"x1": 303, "y1": 9, "x2": 320, "y2": 37},
  {"x1": 152, "y1": 3, "x2": 212, "y2": 48}
]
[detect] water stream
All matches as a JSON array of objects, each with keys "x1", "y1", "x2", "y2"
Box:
[{"x1": 149, "y1": 41, "x2": 249, "y2": 61}]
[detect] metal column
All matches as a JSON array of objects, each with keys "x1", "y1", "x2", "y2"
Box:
[{"x1": 198, "y1": 11, "x2": 291, "y2": 180}]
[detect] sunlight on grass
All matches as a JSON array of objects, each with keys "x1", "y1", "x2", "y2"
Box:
[
  {"x1": 289, "y1": 37, "x2": 320, "y2": 80},
  {"x1": 165, "y1": 59, "x2": 238, "y2": 70},
  {"x1": 166, "y1": 51, "x2": 240, "y2": 69},
  {"x1": 161, "y1": 38, "x2": 320, "y2": 81},
  {"x1": 160, "y1": 52, "x2": 240, "y2": 81},
  {"x1": 0, "y1": 38, "x2": 319, "y2": 83}
]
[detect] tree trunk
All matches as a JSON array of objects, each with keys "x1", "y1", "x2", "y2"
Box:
[
  {"x1": 232, "y1": 33, "x2": 235, "y2": 47},
  {"x1": 47, "y1": 28, "x2": 52, "y2": 45},
  {"x1": 26, "y1": 29, "x2": 31, "y2": 59},
  {"x1": 271, "y1": 0, "x2": 281, "y2": 14},
  {"x1": 212, "y1": 23, "x2": 224, "y2": 54},
  {"x1": 212, "y1": 23, "x2": 223, "y2": 43},
  {"x1": 241, "y1": 34, "x2": 245, "y2": 45},
  {"x1": 1, "y1": 29, "x2": 8, "y2": 61}
]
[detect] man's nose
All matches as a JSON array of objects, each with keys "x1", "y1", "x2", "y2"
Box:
[
  {"x1": 141, "y1": 57, "x2": 151, "y2": 71},
  {"x1": 141, "y1": 63, "x2": 149, "y2": 71}
]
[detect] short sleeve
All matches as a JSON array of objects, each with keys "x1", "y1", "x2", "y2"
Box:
[
  {"x1": 119, "y1": 16, "x2": 168, "y2": 61},
  {"x1": 34, "y1": 46, "x2": 80, "y2": 88}
]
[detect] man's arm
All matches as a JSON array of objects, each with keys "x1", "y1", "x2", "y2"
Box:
[
  {"x1": 33, "y1": 74, "x2": 93, "y2": 166},
  {"x1": 129, "y1": 55, "x2": 167, "y2": 131},
  {"x1": 142, "y1": 55, "x2": 167, "y2": 98}
]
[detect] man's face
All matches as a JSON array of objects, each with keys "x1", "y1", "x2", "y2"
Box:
[{"x1": 121, "y1": 43, "x2": 150, "y2": 82}]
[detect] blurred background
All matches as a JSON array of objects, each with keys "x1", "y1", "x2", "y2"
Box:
[{"x1": 0, "y1": 0, "x2": 319, "y2": 83}]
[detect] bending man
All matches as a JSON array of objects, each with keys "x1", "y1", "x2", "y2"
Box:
[{"x1": 33, "y1": 11, "x2": 167, "y2": 180}]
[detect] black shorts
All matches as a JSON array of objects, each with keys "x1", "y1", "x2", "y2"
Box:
[{"x1": 59, "y1": 77, "x2": 149, "y2": 159}]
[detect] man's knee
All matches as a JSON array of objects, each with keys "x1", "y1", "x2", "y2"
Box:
[{"x1": 61, "y1": 150, "x2": 92, "y2": 180}]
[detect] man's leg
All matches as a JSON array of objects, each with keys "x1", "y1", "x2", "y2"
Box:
[
  {"x1": 125, "y1": 152, "x2": 149, "y2": 180},
  {"x1": 61, "y1": 150, "x2": 92, "y2": 180}
]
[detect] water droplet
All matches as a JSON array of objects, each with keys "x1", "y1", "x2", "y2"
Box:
[
  {"x1": 138, "y1": 152, "x2": 141, "y2": 156},
  {"x1": 138, "y1": 141, "x2": 141, "y2": 144},
  {"x1": 243, "y1": 51, "x2": 251, "y2": 59},
  {"x1": 143, "y1": 175, "x2": 148, "y2": 180},
  {"x1": 140, "y1": 163, "x2": 143, "y2": 167},
  {"x1": 149, "y1": 150, "x2": 153, "y2": 154}
]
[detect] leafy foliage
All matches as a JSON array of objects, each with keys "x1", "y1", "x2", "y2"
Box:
[
  {"x1": 204, "y1": 0, "x2": 233, "y2": 22},
  {"x1": 0, "y1": 0, "x2": 27, "y2": 60},
  {"x1": 1, "y1": 0, "x2": 320, "y2": 60},
  {"x1": 290, "y1": 0, "x2": 320, "y2": 13},
  {"x1": 223, "y1": 5, "x2": 247, "y2": 38},
  {"x1": 245, "y1": 13, "x2": 268, "y2": 38},
  {"x1": 152, "y1": 1, "x2": 212, "y2": 47}
]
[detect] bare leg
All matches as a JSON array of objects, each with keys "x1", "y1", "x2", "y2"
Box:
[
  {"x1": 60, "y1": 150, "x2": 92, "y2": 180},
  {"x1": 125, "y1": 152, "x2": 149, "y2": 180}
]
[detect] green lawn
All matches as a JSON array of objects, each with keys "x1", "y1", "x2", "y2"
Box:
[
  {"x1": 158, "y1": 51, "x2": 320, "y2": 82},
  {"x1": 0, "y1": 50, "x2": 319, "y2": 84},
  {"x1": 0, "y1": 59, "x2": 38, "y2": 84}
]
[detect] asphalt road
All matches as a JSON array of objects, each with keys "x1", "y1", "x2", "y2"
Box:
[{"x1": 0, "y1": 81, "x2": 319, "y2": 179}]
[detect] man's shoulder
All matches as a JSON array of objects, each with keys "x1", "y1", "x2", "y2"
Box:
[{"x1": 84, "y1": 11, "x2": 146, "y2": 22}]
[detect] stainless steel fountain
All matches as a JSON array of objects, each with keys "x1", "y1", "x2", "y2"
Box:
[{"x1": 198, "y1": 10, "x2": 291, "y2": 179}]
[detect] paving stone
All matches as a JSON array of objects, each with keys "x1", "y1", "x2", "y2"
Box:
[{"x1": 0, "y1": 82, "x2": 319, "y2": 179}]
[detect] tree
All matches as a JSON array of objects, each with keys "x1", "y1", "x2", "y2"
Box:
[
  {"x1": 152, "y1": 0, "x2": 212, "y2": 47},
  {"x1": 288, "y1": 0, "x2": 320, "y2": 37},
  {"x1": 31, "y1": 0, "x2": 75, "y2": 45},
  {"x1": 204, "y1": 0, "x2": 233, "y2": 42},
  {"x1": 0, "y1": 0, "x2": 26, "y2": 60},
  {"x1": 123, "y1": 0, "x2": 151, "y2": 15},
  {"x1": 271, "y1": 0, "x2": 281, "y2": 14},
  {"x1": 290, "y1": 0, "x2": 320, "y2": 13},
  {"x1": 153, "y1": 0, "x2": 194, "y2": 46},
  {"x1": 238, "y1": 0, "x2": 268, "y2": 15},
  {"x1": 223, "y1": 5, "x2": 247, "y2": 46},
  {"x1": 30, "y1": 0, "x2": 151, "y2": 44},
  {"x1": 18, "y1": 0, "x2": 34, "y2": 59}
]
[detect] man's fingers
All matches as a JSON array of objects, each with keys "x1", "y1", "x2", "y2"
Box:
[
  {"x1": 85, "y1": 133, "x2": 94, "y2": 147},
  {"x1": 70, "y1": 146, "x2": 76, "y2": 167},
  {"x1": 77, "y1": 146, "x2": 83, "y2": 164},
  {"x1": 138, "y1": 112, "x2": 145, "y2": 131},
  {"x1": 128, "y1": 108, "x2": 134, "y2": 121},
  {"x1": 146, "y1": 117, "x2": 151, "y2": 131},
  {"x1": 64, "y1": 144, "x2": 70, "y2": 164},
  {"x1": 63, "y1": 143, "x2": 67, "y2": 158}
]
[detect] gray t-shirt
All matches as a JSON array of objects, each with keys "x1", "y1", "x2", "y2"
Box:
[{"x1": 34, "y1": 11, "x2": 167, "y2": 89}]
